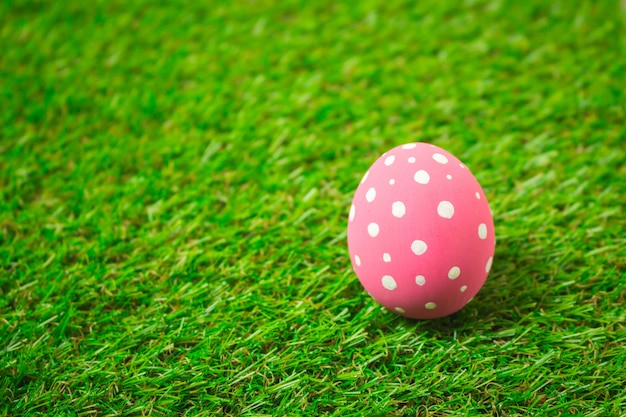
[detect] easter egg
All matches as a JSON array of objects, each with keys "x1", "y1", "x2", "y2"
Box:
[{"x1": 347, "y1": 142, "x2": 495, "y2": 319}]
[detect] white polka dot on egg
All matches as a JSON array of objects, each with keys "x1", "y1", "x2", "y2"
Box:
[
  {"x1": 392, "y1": 201, "x2": 406, "y2": 218},
  {"x1": 411, "y1": 240, "x2": 428, "y2": 255},
  {"x1": 383, "y1": 253, "x2": 391, "y2": 262},
  {"x1": 384, "y1": 155, "x2": 395, "y2": 166},
  {"x1": 366, "y1": 187, "x2": 376, "y2": 202},
  {"x1": 354, "y1": 255, "x2": 361, "y2": 266},
  {"x1": 415, "y1": 275, "x2": 426, "y2": 286},
  {"x1": 437, "y1": 201, "x2": 454, "y2": 219},
  {"x1": 448, "y1": 266, "x2": 460, "y2": 280},
  {"x1": 432, "y1": 153, "x2": 448, "y2": 164},
  {"x1": 349, "y1": 204, "x2": 355, "y2": 222},
  {"x1": 425, "y1": 302, "x2": 437, "y2": 310},
  {"x1": 414, "y1": 170, "x2": 430, "y2": 184},
  {"x1": 478, "y1": 223, "x2": 487, "y2": 239},
  {"x1": 368, "y1": 223, "x2": 380, "y2": 237},
  {"x1": 408, "y1": 157, "x2": 416, "y2": 163},
  {"x1": 382, "y1": 275, "x2": 397, "y2": 290}
]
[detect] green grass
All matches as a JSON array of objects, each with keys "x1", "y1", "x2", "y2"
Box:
[{"x1": 1, "y1": 0, "x2": 625, "y2": 415}]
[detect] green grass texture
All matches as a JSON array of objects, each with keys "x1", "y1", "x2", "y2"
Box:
[{"x1": 1, "y1": 0, "x2": 625, "y2": 415}]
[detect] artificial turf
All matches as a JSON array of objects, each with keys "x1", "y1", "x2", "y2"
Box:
[{"x1": 1, "y1": 0, "x2": 625, "y2": 415}]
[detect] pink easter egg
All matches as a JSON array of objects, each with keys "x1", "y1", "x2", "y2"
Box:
[{"x1": 347, "y1": 142, "x2": 495, "y2": 319}]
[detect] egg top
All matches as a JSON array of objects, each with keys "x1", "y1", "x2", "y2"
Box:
[{"x1": 347, "y1": 142, "x2": 495, "y2": 319}]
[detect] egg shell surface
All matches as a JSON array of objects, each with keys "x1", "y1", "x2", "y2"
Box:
[{"x1": 347, "y1": 142, "x2": 495, "y2": 319}]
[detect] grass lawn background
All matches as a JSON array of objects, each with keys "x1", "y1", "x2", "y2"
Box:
[{"x1": 1, "y1": 0, "x2": 625, "y2": 415}]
